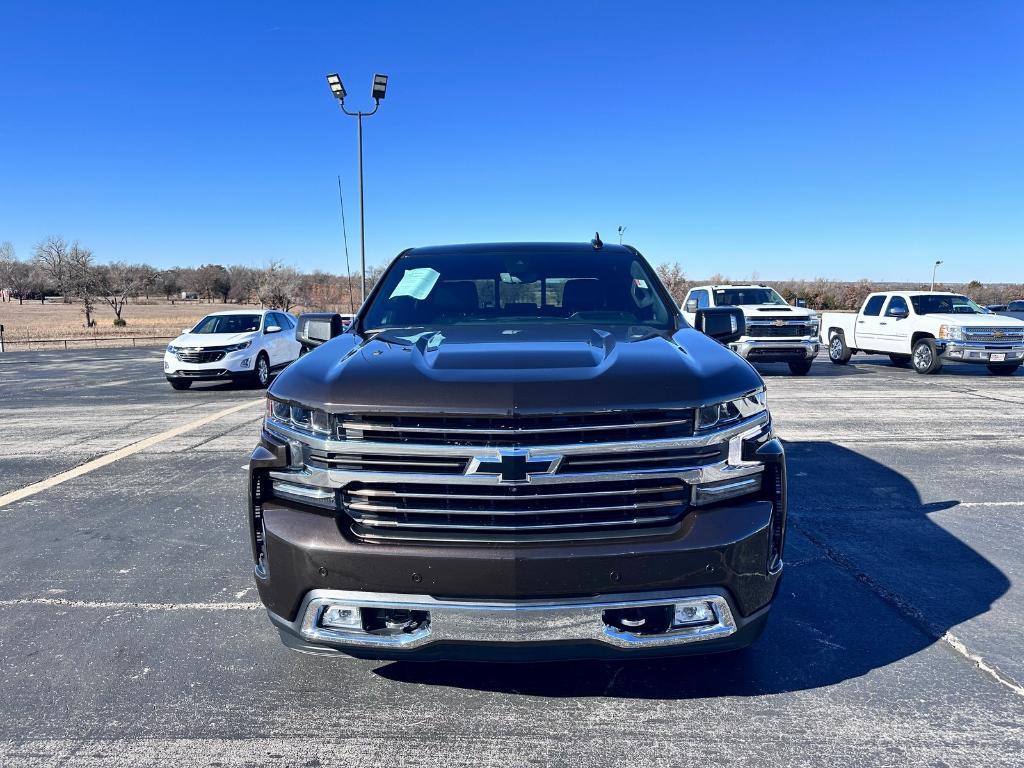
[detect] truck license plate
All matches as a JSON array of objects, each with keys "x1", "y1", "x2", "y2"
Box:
[{"x1": 990, "y1": 353, "x2": 1006, "y2": 362}]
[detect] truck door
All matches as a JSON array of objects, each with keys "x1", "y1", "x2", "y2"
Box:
[
  {"x1": 682, "y1": 289, "x2": 709, "y2": 326},
  {"x1": 876, "y1": 295, "x2": 912, "y2": 353},
  {"x1": 855, "y1": 295, "x2": 887, "y2": 350}
]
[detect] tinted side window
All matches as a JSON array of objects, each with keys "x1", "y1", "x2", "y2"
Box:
[
  {"x1": 694, "y1": 290, "x2": 710, "y2": 309},
  {"x1": 863, "y1": 296, "x2": 886, "y2": 316},
  {"x1": 280, "y1": 313, "x2": 296, "y2": 329},
  {"x1": 885, "y1": 296, "x2": 909, "y2": 316}
]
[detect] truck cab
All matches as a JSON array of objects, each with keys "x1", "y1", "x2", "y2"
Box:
[
  {"x1": 681, "y1": 284, "x2": 820, "y2": 375},
  {"x1": 248, "y1": 241, "x2": 787, "y2": 661},
  {"x1": 822, "y1": 291, "x2": 1024, "y2": 375}
]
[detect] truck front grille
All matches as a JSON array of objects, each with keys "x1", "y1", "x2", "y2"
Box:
[
  {"x1": 337, "y1": 409, "x2": 694, "y2": 446},
  {"x1": 176, "y1": 349, "x2": 226, "y2": 363},
  {"x1": 308, "y1": 451, "x2": 470, "y2": 474},
  {"x1": 745, "y1": 322, "x2": 811, "y2": 338},
  {"x1": 963, "y1": 327, "x2": 1024, "y2": 345},
  {"x1": 344, "y1": 478, "x2": 688, "y2": 542}
]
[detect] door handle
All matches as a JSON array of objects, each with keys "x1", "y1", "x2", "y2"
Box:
[{"x1": 880, "y1": 322, "x2": 887, "y2": 326}]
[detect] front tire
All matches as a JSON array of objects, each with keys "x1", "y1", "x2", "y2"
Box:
[
  {"x1": 987, "y1": 363, "x2": 1020, "y2": 376},
  {"x1": 828, "y1": 333, "x2": 852, "y2": 364},
  {"x1": 169, "y1": 379, "x2": 192, "y2": 390},
  {"x1": 888, "y1": 354, "x2": 911, "y2": 367},
  {"x1": 788, "y1": 359, "x2": 813, "y2": 375},
  {"x1": 252, "y1": 353, "x2": 271, "y2": 388},
  {"x1": 912, "y1": 338, "x2": 943, "y2": 374}
]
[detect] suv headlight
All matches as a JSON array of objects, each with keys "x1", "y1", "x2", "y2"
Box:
[
  {"x1": 224, "y1": 340, "x2": 252, "y2": 352},
  {"x1": 266, "y1": 397, "x2": 333, "y2": 437},
  {"x1": 696, "y1": 389, "x2": 767, "y2": 431},
  {"x1": 167, "y1": 344, "x2": 179, "y2": 353},
  {"x1": 938, "y1": 325, "x2": 964, "y2": 341}
]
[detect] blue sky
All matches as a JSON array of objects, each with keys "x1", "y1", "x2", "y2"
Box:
[{"x1": 1, "y1": 1, "x2": 1022, "y2": 283}]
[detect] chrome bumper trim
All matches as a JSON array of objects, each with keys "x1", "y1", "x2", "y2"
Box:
[
  {"x1": 730, "y1": 339, "x2": 819, "y2": 359},
  {"x1": 289, "y1": 588, "x2": 738, "y2": 650}
]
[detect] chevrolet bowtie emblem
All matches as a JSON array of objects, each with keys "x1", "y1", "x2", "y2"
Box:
[
  {"x1": 992, "y1": 330, "x2": 1005, "y2": 338},
  {"x1": 467, "y1": 449, "x2": 562, "y2": 483},
  {"x1": 774, "y1": 319, "x2": 786, "y2": 326}
]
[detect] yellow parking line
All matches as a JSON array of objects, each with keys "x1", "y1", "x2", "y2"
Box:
[{"x1": 0, "y1": 398, "x2": 263, "y2": 509}]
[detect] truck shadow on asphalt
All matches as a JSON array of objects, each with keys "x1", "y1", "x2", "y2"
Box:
[{"x1": 374, "y1": 441, "x2": 1009, "y2": 698}]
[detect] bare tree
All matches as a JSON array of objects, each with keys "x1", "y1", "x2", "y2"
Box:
[
  {"x1": 97, "y1": 261, "x2": 141, "y2": 325},
  {"x1": 256, "y1": 260, "x2": 300, "y2": 311},
  {"x1": 194, "y1": 264, "x2": 231, "y2": 303},
  {"x1": 32, "y1": 236, "x2": 72, "y2": 302},
  {"x1": 0, "y1": 241, "x2": 15, "y2": 301},
  {"x1": 655, "y1": 262, "x2": 690, "y2": 305},
  {"x1": 65, "y1": 243, "x2": 100, "y2": 327}
]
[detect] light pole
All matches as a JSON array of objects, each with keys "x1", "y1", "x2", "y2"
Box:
[
  {"x1": 326, "y1": 72, "x2": 389, "y2": 304},
  {"x1": 617, "y1": 225, "x2": 626, "y2": 245},
  {"x1": 931, "y1": 260, "x2": 943, "y2": 292}
]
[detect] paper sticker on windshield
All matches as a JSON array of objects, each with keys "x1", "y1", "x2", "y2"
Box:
[
  {"x1": 634, "y1": 279, "x2": 648, "y2": 289},
  {"x1": 389, "y1": 268, "x2": 440, "y2": 300}
]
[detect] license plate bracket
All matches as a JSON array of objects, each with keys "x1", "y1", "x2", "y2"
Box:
[{"x1": 990, "y1": 353, "x2": 1006, "y2": 362}]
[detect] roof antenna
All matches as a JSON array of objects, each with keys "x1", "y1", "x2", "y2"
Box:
[{"x1": 591, "y1": 231, "x2": 603, "y2": 250}]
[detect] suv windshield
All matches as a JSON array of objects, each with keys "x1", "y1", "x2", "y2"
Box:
[
  {"x1": 362, "y1": 250, "x2": 673, "y2": 330},
  {"x1": 910, "y1": 295, "x2": 985, "y2": 315},
  {"x1": 713, "y1": 288, "x2": 787, "y2": 306},
  {"x1": 191, "y1": 314, "x2": 262, "y2": 334}
]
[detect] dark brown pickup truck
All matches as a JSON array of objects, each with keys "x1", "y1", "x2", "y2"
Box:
[{"x1": 247, "y1": 240, "x2": 787, "y2": 660}]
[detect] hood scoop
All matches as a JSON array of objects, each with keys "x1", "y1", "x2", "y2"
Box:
[{"x1": 408, "y1": 326, "x2": 618, "y2": 371}]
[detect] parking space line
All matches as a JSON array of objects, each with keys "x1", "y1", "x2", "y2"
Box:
[
  {"x1": 0, "y1": 597, "x2": 261, "y2": 611},
  {"x1": 0, "y1": 398, "x2": 263, "y2": 509}
]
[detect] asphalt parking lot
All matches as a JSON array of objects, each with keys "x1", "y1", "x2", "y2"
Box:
[{"x1": 0, "y1": 348, "x2": 1022, "y2": 767}]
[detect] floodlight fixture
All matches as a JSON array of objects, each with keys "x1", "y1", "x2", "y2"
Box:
[
  {"x1": 326, "y1": 73, "x2": 347, "y2": 100},
  {"x1": 372, "y1": 73, "x2": 388, "y2": 101}
]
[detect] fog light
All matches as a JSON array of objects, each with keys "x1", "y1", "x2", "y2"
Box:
[
  {"x1": 241, "y1": 357, "x2": 251, "y2": 368},
  {"x1": 673, "y1": 601, "x2": 716, "y2": 628},
  {"x1": 320, "y1": 604, "x2": 362, "y2": 630}
]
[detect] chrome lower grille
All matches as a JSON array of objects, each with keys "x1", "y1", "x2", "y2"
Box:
[{"x1": 344, "y1": 478, "x2": 688, "y2": 541}]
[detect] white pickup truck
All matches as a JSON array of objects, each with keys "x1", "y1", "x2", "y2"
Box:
[
  {"x1": 681, "y1": 284, "x2": 820, "y2": 375},
  {"x1": 821, "y1": 291, "x2": 1024, "y2": 375}
]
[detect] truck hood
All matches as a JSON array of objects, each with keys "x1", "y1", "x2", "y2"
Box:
[
  {"x1": 270, "y1": 324, "x2": 763, "y2": 414},
  {"x1": 171, "y1": 331, "x2": 258, "y2": 347},
  {"x1": 924, "y1": 314, "x2": 1024, "y2": 327},
  {"x1": 735, "y1": 305, "x2": 816, "y2": 319}
]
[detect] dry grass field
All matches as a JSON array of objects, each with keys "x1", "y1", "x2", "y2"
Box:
[{"x1": 0, "y1": 299, "x2": 251, "y2": 350}]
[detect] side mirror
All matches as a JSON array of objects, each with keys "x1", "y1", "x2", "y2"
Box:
[
  {"x1": 182, "y1": 327, "x2": 191, "y2": 334},
  {"x1": 694, "y1": 307, "x2": 745, "y2": 345},
  {"x1": 265, "y1": 325, "x2": 282, "y2": 334},
  {"x1": 296, "y1": 312, "x2": 344, "y2": 351},
  {"x1": 795, "y1": 298, "x2": 807, "y2": 308},
  {"x1": 684, "y1": 299, "x2": 698, "y2": 313},
  {"x1": 889, "y1": 307, "x2": 909, "y2": 319}
]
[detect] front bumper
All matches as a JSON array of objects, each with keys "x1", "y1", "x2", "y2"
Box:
[
  {"x1": 936, "y1": 341, "x2": 1024, "y2": 364},
  {"x1": 163, "y1": 350, "x2": 255, "y2": 380},
  {"x1": 269, "y1": 587, "x2": 771, "y2": 661},
  {"x1": 729, "y1": 338, "x2": 819, "y2": 363}
]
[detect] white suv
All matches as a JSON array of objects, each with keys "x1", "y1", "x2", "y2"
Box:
[{"x1": 164, "y1": 309, "x2": 302, "y2": 390}]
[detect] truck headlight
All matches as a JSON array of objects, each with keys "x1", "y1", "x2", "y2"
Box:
[
  {"x1": 266, "y1": 397, "x2": 333, "y2": 437},
  {"x1": 696, "y1": 389, "x2": 767, "y2": 431},
  {"x1": 938, "y1": 325, "x2": 964, "y2": 341},
  {"x1": 224, "y1": 340, "x2": 252, "y2": 352}
]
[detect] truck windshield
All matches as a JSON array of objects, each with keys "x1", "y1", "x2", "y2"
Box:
[
  {"x1": 713, "y1": 288, "x2": 787, "y2": 306},
  {"x1": 361, "y1": 250, "x2": 673, "y2": 330},
  {"x1": 190, "y1": 314, "x2": 262, "y2": 334},
  {"x1": 910, "y1": 295, "x2": 985, "y2": 315}
]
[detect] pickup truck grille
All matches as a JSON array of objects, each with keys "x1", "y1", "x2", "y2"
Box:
[
  {"x1": 344, "y1": 478, "x2": 688, "y2": 541},
  {"x1": 337, "y1": 410, "x2": 694, "y2": 447},
  {"x1": 745, "y1": 322, "x2": 811, "y2": 338},
  {"x1": 176, "y1": 348, "x2": 226, "y2": 363},
  {"x1": 963, "y1": 327, "x2": 1024, "y2": 345}
]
